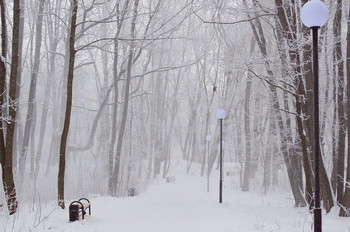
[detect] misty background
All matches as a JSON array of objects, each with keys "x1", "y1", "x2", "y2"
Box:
[{"x1": 1, "y1": 0, "x2": 350, "y2": 218}]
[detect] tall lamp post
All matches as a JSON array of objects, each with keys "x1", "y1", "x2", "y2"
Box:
[
  {"x1": 300, "y1": 1, "x2": 329, "y2": 232},
  {"x1": 206, "y1": 135, "x2": 212, "y2": 192},
  {"x1": 216, "y1": 109, "x2": 226, "y2": 203}
]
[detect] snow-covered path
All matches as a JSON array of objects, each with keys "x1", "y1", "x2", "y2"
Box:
[{"x1": 19, "y1": 174, "x2": 349, "y2": 232}]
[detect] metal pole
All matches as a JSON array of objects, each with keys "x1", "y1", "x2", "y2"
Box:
[
  {"x1": 207, "y1": 140, "x2": 210, "y2": 192},
  {"x1": 219, "y1": 119, "x2": 223, "y2": 203},
  {"x1": 312, "y1": 26, "x2": 322, "y2": 232}
]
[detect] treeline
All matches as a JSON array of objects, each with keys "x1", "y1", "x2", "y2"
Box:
[{"x1": 0, "y1": 0, "x2": 349, "y2": 218}]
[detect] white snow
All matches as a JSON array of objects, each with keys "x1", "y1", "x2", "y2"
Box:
[{"x1": 1, "y1": 162, "x2": 350, "y2": 232}]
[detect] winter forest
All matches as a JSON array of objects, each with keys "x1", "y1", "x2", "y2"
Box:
[{"x1": 1, "y1": 0, "x2": 350, "y2": 227}]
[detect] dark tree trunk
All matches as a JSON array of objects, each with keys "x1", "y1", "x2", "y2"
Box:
[
  {"x1": 2, "y1": 0, "x2": 21, "y2": 215},
  {"x1": 58, "y1": 0, "x2": 78, "y2": 209},
  {"x1": 0, "y1": 0, "x2": 6, "y2": 171}
]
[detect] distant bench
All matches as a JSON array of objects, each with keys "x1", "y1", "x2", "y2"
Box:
[
  {"x1": 69, "y1": 198, "x2": 91, "y2": 222},
  {"x1": 128, "y1": 188, "x2": 137, "y2": 197},
  {"x1": 166, "y1": 176, "x2": 176, "y2": 183}
]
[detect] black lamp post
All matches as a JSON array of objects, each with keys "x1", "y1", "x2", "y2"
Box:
[
  {"x1": 300, "y1": 1, "x2": 329, "y2": 232},
  {"x1": 216, "y1": 109, "x2": 226, "y2": 203}
]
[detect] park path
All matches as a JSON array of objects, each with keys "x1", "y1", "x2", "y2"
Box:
[
  {"x1": 72, "y1": 176, "x2": 238, "y2": 232},
  {"x1": 34, "y1": 173, "x2": 348, "y2": 232}
]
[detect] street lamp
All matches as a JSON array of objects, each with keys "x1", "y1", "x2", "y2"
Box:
[
  {"x1": 216, "y1": 109, "x2": 226, "y2": 203},
  {"x1": 300, "y1": 1, "x2": 329, "y2": 232},
  {"x1": 206, "y1": 135, "x2": 212, "y2": 192}
]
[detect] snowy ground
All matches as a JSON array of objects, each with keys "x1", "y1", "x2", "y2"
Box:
[{"x1": 2, "y1": 167, "x2": 350, "y2": 231}]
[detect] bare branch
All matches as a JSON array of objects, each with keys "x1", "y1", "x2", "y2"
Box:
[
  {"x1": 68, "y1": 59, "x2": 199, "y2": 152},
  {"x1": 192, "y1": 9, "x2": 275, "y2": 25},
  {"x1": 75, "y1": 61, "x2": 94, "y2": 70},
  {"x1": 247, "y1": 68, "x2": 297, "y2": 97},
  {"x1": 76, "y1": 36, "x2": 188, "y2": 53},
  {"x1": 131, "y1": 60, "x2": 200, "y2": 79},
  {"x1": 278, "y1": 108, "x2": 300, "y2": 118}
]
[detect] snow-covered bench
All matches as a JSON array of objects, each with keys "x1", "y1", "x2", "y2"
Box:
[{"x1": 69, "y1": 198, "x2": 91, "y2": 222}]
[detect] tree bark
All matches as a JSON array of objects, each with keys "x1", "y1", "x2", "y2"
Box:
[
  {"x1": 2, "y1": 0, "x2": 21, "y2": 215},
  {"x1": 339, "y1": 4, "x2": 350, "y2": 217},
  {"x1": 0, "y1": 0, "x2": 6, "y2": 170},
  {"x1": 58, "y1": 0, "x2": 78, "y2": 209},
  {"x1": 13, "y1": 0, "x2": 25, "y2": 173},
  {"x1": 332, "y1": 0, "x2": 345, "y2": 206}
]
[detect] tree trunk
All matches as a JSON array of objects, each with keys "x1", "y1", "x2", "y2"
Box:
[
  {"x1": 333, "y1": 0, "x2": 345, "y2": 206},
  {"x1": 107, "y1": 0, "x2": 131, "y2": 195},
  {"x1": 244, "y1": 0, "x2": 306, "y2": 207},
  {"x1": 242, "y1": 73, "x2": 252, "y2": 192},
  {"x1": 111, "y1": 0, "x2": 139, "y2": 196},
  {"x1": 339, "y1": 4, "x2": 350, "y2": 217},
  {"x1": 0, "y1": 0, "x2": 6, "y2": 172},
  {"x1": 13, "y1": 0, "x2": 24, "y2": 174},
  {"x1": 2, "y1": 0, "x2": 21, "y2": 215},
  {"x1": 274, "y1": 0, "x2": 313, "y2": 207},
  {"x1": 18, "y1": 0, "x2": 45, "y2": 183},
  {"x1": 58, "y1": 0, "x2": 78, "y2": 209},
  {"x1": 263, "y1": 107, "x2": 274, "y2": 193}
]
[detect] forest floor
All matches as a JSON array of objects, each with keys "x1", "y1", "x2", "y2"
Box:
[{"x1": 1, "y1": 162, "x2": 350, "y2": 231}]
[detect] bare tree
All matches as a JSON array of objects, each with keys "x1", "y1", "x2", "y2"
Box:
[
  {"x1": 58, "y1": 0, "x2": 78, "y2": 209},
  {"x1": 1, "y1": 0, "x2": 22, "y2": 215},
  {"x1": 242, "y1": 0, "x2": 306, "y2": 207},
  {"x1": 242, "y1": 40, "x2": 255, "y2": 191},
  {"x1": 110, "y1": 0, "x2": 139, "y2": 196},
  {"x1": 18, "y1": 0, "x2": 45, "y2": 182},
  {"x1": 332, "y1": 0, "x2": 345, "y2": 206},
  {"x1": 107, "y1": 0, "x2": 131, "y2": 196},
  {"x1": 340, "y1": 3, "x2": 350, "y2": 217}
]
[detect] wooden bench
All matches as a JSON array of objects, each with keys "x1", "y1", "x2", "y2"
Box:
[{"x1": 69, "y1": 198, "x2": 91, "y2": 222}]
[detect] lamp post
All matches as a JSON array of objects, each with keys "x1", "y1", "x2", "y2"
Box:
[
  {"x1": 206, "y1": 135, "x2": 212, "y2": 192},
  {"x1": 301, "y1": 1, "x2": 329, "y2": 232},
  {"x1": 216, "y1": 109, "x2": 226, "y2": 203}
]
